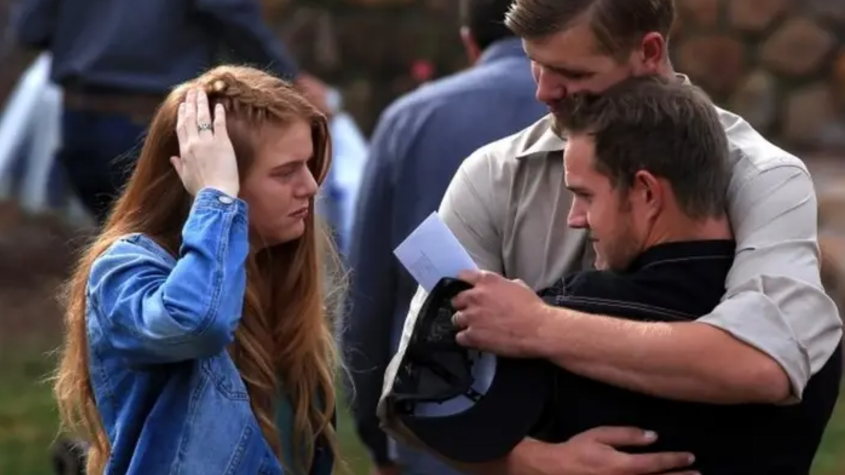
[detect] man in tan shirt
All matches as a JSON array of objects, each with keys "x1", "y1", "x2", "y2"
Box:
[{"x1": 378, "y1": 0, "x2": 844, "y2": 474}]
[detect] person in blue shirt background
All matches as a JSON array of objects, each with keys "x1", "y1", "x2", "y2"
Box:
[
  {"x1": 342, "y1": 0, "x2": 547, "y2": 473},
  {"x1": 12, "y1": 0, "x2": 329, "y2": 225},
  {"x1": 52, "y1": 66, "x2": 340, "y2": 475},
  {"x1": 316, "y1": 88, "x2": 370, "y2": 255}
]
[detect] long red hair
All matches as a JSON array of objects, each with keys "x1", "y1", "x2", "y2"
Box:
[{"x1": 53, "y1": 65, "x2": 342, "y2": 474}]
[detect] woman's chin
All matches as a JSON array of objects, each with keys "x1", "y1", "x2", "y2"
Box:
[
  {"x1": 274, "y1": 220, "x2": 306, "y2": 244},
  {"x1": 252, "y1": 220, "x2": 306, "y2": 249}
]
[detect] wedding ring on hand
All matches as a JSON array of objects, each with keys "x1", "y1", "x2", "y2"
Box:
[{"x1": 197, "y1": 122, "x2": 212, "y2": 133}]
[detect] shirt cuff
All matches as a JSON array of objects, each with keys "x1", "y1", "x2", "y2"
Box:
[
  {"x1": 697, "y1": 289, "x2": 810, "y2": 402},
  {"x1": 193, "y1": 187, "x2": 247, "y2": 215}
]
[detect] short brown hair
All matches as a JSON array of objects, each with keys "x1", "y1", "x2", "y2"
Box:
[
  {"x1": 459, "y1": 0, "x2": 516, "y2": 50},
  {"x1": 505, "y1": 0, "x2": 675, "y2": 56},
  {"x1": 557, "y1": 75, "x2": 729, "y2": 219}
]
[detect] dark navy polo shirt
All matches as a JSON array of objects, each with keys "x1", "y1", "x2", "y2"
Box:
[{"x1": 537, "y1": 240, "x2": 842, "y2": 475}]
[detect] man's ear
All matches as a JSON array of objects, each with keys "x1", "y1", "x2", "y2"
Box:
[
  {"x1": 633, "y1": 170, "x2": 664, "y2": 219},
  {"x1": 637, "y1": 32, "x2": 667, "y2": 74}
]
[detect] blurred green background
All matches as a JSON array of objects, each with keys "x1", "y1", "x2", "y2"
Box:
[
  {"x1": 0, "y1": 339, "x2": 843, "y2": 475},
  {"x1": 0, "y1": 0, "x2": 844, "y2": 473}
]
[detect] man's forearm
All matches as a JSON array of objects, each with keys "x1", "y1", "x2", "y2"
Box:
[
  {"x1": 536, "y1": 307, "x2": 791, "y2": 404},
  {"x1": 444, "y1": 439, "x2": 546, "y2": 475}
]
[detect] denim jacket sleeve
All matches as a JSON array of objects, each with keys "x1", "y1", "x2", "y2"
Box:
[{"x1": 88, "y1": 188, "x2": 250, "y2": 365}]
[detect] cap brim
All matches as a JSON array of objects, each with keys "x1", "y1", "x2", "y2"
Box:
[{"x1": 396, "y1": 355, "x2": 552, "y2": 463}]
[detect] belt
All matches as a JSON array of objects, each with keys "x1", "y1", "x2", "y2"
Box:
[{"x1": 62, "y1": 87, "x2": 165, "y2": 124}]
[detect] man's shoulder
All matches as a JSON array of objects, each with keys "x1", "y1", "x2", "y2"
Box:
[
  {"x1": 538, "y1": 270, "x2": 676, "y2": 321},
  {"x1": 540, "y1": 269, "x2": 633, "y2": 303},
  {"x1": 541, "y1": 268, "x2": 711, "y2": 323},
  {"x1": 458, "y1": 114, "x2": 560, "y2": 173},
  {"x1": 440, "y1": 115, "x2": 563, "y2": 235},
  {"x1": 379, "y1": 62, "x2": 536, "y2": 126},
  {"x1": 719, "y1": 107, "x2": 808, "y2": 175}
]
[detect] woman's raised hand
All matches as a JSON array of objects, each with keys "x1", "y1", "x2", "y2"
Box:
[{"x1": 171, "y1": 88, "x2": 240, "y2": 197}]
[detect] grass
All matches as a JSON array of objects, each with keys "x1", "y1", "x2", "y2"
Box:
[
  {"x1": 0, "y1": 343, "x2": 843, "y2": 475},
  {"x1": 0, "y1": 344, "x2": 62, "y2": 475},
  {"x1": 0, "y1": 343, "x2": 373, "y2": 475},
  {"x1": 813, "y1": 384, "x2": 845, "y2": 475}
]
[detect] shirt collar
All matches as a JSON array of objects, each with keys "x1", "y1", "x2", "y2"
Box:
[
  {"x1": 515, "y1": 117, "x2": 565, "y2": 158},
  {"x1": 514, "y1": 73, "x2": 694, "y2": 159},
  {"x1": 626, "y1": 240, "x2": 735, "y2": 272},
  {"x1": 478, "y1": 37, "x2": 529, "y2": 65}
]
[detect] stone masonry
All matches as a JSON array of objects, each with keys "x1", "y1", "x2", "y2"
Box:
[
  {"x1": 271, "y1": 0, "x2": 845, "y2": 153},
  {"x1": 1, "y1": 0, "x2": 844, "y2": 152},
  {"x1": 673, "y1": 0, "x2": 845, "y2": 152}
]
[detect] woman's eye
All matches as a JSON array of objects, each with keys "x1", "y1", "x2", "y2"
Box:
[{"x1": 274, "y1": 167, "x2": 296, "y2": 179}]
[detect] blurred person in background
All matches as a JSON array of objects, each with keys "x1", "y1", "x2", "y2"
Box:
[
  {"x1": 315, "y1": 89, "x2": 370, "y2": 256},
  {"x1": 381, "y1": 0, "x2": 844, "y2": 473},
  {"x1": 342, "y1": 1, "x2": 547, "y2": 474},
  {"x1": 53, "y1": 66, "x2": 342, "y2": 475},
  {"x1": 12, "y1": 0, "x2": 329, "y2": 225}
]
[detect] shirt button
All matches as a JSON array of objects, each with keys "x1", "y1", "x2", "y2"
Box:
[{"x1": 218, "y1": 195, "x2": 234, "y2": 205}]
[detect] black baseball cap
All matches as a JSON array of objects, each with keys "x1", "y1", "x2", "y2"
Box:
[{"x1": 385, "y1": 277, "x2": 553, "y2": 463}]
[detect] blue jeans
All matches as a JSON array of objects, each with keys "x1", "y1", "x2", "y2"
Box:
[{"x1": 57, "y1": 110, "x2": 146, "y2": 224}]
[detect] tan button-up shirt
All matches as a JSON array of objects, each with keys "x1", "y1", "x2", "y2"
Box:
[{"x1": 378, "y1": 104, "x2": 843, "y2": 433}]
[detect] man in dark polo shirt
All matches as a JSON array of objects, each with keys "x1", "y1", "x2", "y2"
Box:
[{"x1": 419, "y1": 76, "x2": 840, "y2": 474}]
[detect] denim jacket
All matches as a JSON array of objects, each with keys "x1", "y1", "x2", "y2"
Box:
[{"x1": 85, "y1": 188, "x2": 334, "y2": 475}]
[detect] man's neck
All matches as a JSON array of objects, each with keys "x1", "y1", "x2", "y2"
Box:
[
  {"x1": 657, "y1": 57, "x2": 676, "y2": 79},
  {"x1": 645, "y1": 215, "x2": 733, "y2": 248}
]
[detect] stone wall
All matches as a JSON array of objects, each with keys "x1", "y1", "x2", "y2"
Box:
[
  {"x1": 274, "y1": 0, "x2": 845, "y2": 152},
  {"x1": 672, "y1": 0, "x2": 845, "y2": 152},
  {"x1": 1, "y1": 0, "x2": 844, "y2": 151},
  {"x1": 267, "y1": 0, "x2": 468, "y2": 135}
]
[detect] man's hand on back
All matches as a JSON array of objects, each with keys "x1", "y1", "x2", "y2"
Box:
[{"x1": 510, "y1": 427, "x2": 698, "y2": 475}]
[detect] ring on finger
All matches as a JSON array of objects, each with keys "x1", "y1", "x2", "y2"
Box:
[{"x1": 197, "y1": 122, "x2": 213, "y2": 133}]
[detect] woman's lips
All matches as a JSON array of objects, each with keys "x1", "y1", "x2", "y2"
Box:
[{"x1": 290, "y1": 207, "x2": 309, "y2": 218}]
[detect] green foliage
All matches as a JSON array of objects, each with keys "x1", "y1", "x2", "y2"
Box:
[{"x1": 0, "y1": 343, "x2": 842, "y2": 475}]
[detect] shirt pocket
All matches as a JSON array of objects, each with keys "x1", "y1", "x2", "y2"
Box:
[
  {"x1": 181, "y1": 355, "x2": 276, "y2": 474},
  {"x1": 258, "y1": 452, "x2": 285, "y2": 475},
  {"x1": 182, "y1": 419, "x2": 279, "y2": 475},
  {"x1": 222, "y1": 423, "x2": 284, "y2": 475},
  {"x1": 200, "y1": 352, "x2": 250, "y2": 401}
]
